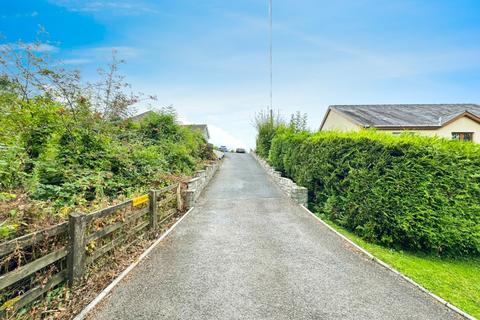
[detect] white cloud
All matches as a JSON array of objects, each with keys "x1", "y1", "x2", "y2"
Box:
[
  {"x1": 49, "y1": 0, "x2": 159, "y2": 15},
  {"x1": 90, "y1": 46, "x2": 141, "y2": 58},
  {"x1": 60, "y1": 46, "x2": 141, "y2": 69},
  {"x1": 1, "y1": 11, "x2": 39, "y2": 19},
  {"x1": 62, "y1": 58, "x2": 92, "y2": 65},
  {"x1": 71, "y1": 46, "x2": 142, "y2": 61},
  {"x1": 34, "y1": 43, "x2": 59, "y2": 53},
  {"x1": 0, "y1": 43, "x2": 59, "y2": 53}
]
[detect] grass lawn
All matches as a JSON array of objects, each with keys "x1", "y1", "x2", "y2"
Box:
[{"x1": 320, "y1": 217, "x2": 480, "y2": 319}]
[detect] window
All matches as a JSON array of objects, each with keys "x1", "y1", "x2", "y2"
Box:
[{"x1": 452, "y1": 132, "x2": 473, "y2": 142}]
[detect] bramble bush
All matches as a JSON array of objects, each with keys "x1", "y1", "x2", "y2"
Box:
[
  {"x1": 0, "y1": 100, "x2": 211, "y2": 238},
  {"x1": 0, "y1": 39, "x2": 213, "y2": 238},
  {"x1": 23, "y1": 109, "x2": 210, "y2": 207},
  {"x1": 268, "y1": 130, "x2": 480, "y2": 257}
]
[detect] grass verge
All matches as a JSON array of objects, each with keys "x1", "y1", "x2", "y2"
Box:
[{"x1": 320, "y1": 217, "x2": 480, "y2": 319}]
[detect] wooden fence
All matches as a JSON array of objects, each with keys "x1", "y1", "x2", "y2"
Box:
[{"x1": 0, "y1": 183, "x2": 182, "y2": 315}]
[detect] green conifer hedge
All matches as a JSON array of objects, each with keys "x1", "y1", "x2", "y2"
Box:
[{"x1": 268, "y1": 130, "x2": 480, "y2": 256}]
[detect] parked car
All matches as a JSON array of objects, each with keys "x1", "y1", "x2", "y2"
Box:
[
  {"x1": 236, "y1": 148, "x2": 246, "y2": 153},
  {"x1": 219, "y1": 146, "x2": 228, "y2": 152}
]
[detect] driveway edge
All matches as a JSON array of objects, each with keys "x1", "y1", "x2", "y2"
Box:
[
  {"x1": 73, "y1": 207, "x2": 196, "y2": 320},
  {"x1": 251, "y1": 152, "x2": 474, "y2": 319},
  {"x1": 299, "y1": 205, "x2": 476, "y2": 320}
]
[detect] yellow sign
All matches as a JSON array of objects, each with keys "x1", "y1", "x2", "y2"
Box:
[{"x1": 132, "y1": 194, "x2": 149, "y2": 207}]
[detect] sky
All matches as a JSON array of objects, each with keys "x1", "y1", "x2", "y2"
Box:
[{"x1": 1, "y1": 0, "x2": 480, "y2": 149}]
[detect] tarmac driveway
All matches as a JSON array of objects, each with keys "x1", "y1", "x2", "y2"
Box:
[{"x1": 91, "y1": 153, "x2": 461, "y2": 320}]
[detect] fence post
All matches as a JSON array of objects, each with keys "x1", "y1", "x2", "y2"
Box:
[
  {"x1": 68, "y1": 212, "x2": 86, "y2": 286},
  {"x1": 149, "y1": 190, "x2": 157, "y2": 229},
  {"x1": 176, "y1": 183, "x2": 183, "y2": 212}
]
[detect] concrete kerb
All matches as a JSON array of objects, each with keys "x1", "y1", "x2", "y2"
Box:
[
  {"x1": 73, "y1": 207, "x2": 196, "y2": 320},
  {"x1": 299, "y1": 205, "x2": 475, "y2": 320}
]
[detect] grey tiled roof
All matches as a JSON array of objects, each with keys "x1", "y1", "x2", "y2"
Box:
[{"x1": 330, "y1": 104, "x2": 480, "y2": 128}]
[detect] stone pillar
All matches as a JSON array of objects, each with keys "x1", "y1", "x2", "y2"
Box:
[
  {"x1": 293, "y1": 187, "x2": 308, "y2": 206},
  {"x1": 188, "y1": 178, "x2": 199, "y2": 191},
  {"x1": 68, "y1": 213, "x2": 86, "y2": 286},
  {"x1": 186, "y1": 189, "x2": 196, "y2": 209}
]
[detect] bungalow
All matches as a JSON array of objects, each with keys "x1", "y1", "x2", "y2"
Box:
[{"x1": 319, "y1": 104, "x2": 480, "y2": 142}]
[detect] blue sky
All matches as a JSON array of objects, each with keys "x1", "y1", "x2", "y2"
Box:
[{"x1": 1, "y1": 0, "x2": 480, "y2": 148}]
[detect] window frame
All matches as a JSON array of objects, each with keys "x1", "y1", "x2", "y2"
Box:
[{"x1": 452, "y1": 132, "x2": 474, "y2": 142}]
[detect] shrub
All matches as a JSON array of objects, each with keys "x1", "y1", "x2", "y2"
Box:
[
  {"x1": 0, "y1": 143, "x2": 28, "y2": 190},
  {"x1": 0, "y1": 42, "x2": 213, "y2": 238},
  {"x1": 253, "y1": 108, "x2": 285, "y2": 157},
  {"x1": 269, "y1": 130, "x2": 480, "y2": 257},
  {"x1": 0, "y1": 101, "x2": 211, "y2": 214},
  {"x1": 256, "y1": 122, "x2": 280, "y2": 158}
]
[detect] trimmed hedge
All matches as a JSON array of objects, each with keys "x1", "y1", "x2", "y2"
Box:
[{"x1": 269, "y1": 130, "x2": 480, "y2": 256}]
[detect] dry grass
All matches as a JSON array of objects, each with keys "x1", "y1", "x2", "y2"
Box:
[{"x1": 5, "y1": 211, "x2": 185, "y2": 320}]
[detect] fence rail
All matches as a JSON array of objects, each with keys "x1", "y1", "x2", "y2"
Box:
[
  {"x1": 0, "y1": 222, "x2": 68, "y2": 257},
  {"x1": 0, "y1": 158, "x2": 222, "y2": 316},
  {"x1": 0, "y1": 182, "x2": 182, "y2": 315}
]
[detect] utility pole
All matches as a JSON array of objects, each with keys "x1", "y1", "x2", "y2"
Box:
[{"x1": 268, "y1": 0, "x2": 273, "y2": 123}]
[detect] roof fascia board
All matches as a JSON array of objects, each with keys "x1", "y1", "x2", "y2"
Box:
[
  {"x1": 376, "y1": 126, "x2": 441, "y2": 130},
  {"x1": 318, "y1": 108, "x2": 331, "y2": 131},
  {"x1": 441, "y1": 111, "x2": 480, "y2": 127}
]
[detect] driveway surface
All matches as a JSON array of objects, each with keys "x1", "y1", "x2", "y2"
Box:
[{"x1": 91, "y1": 153, "x2": 461, "y2": 320}]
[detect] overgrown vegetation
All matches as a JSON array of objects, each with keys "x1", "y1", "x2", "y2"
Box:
[
  {"x1": 252, "y1": 108, "x2": 307, "y2": 158},
  {"x1": 0, "y1": 37, "x2": 212, "y2": 240},
  {"x1": 252, "y1": 108, "x2": 284, "y2": 158},
  {"x1": 266, "y1": 129, "x2": 480, "y2": 257}
]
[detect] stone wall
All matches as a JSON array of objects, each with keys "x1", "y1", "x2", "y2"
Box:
[
  {"x1": 252, "y1": 153, "x2": 308, "y2": 206},
  {"x1": 185, "y1": 160, "x2": 222, "y2": 209}
]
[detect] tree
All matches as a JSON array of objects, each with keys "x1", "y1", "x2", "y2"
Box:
[
  {"x1": 289, "y1": 111, "x2": 308, "y2": 132},
  {"x1": 0, "y1": 32, "x2": 156, "y2": 123},
  {"x1": 88, "y1": 50, "x2": 157, "y2": 121},
  {"x1": 253, "y1": 108, "x2": 285, "y2": 157}
]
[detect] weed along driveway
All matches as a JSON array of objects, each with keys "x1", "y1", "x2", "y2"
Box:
[{"x1": 90, "y1": 153, "x2": 462, "y2": 320}]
